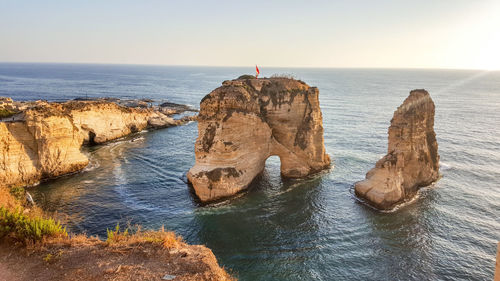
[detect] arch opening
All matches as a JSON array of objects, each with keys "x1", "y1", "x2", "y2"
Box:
[
  {"x1": 263, "y1": 155, "x2": 283, "y2": 183},
  {"x1": 88, "y1": 131, "x2": 97, "y2": 145}
]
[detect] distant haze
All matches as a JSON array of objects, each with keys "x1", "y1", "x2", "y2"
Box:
[{"x1": 1, "y1": 0, "x2": 499, "y2": 70}]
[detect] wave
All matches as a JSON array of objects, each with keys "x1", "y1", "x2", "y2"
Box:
[
  {"x1": 439, "y1": 161, "x2": 452, "y2": 171},
  {"x1": 130, "y1": 136, "x2": 145, "y2": 143},
  {"x1": 83, "y1": 157, "x2": 100, "y2": 172},
  {"x1": 350, "y1": 182, "x2": 437, "y2": 213}
]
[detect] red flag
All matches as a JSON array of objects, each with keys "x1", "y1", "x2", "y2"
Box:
[{"x1": 256, "y1": 65, "x2": 260, "y2": 78}]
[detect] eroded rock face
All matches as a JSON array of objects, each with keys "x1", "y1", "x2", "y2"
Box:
[
  {"x1": 66, "y1": 101, "x2": 178, "y2": 144},
  {"x1": 187, "y1": 77, "x2": 331, "y2": 202},
  {"x1": 0, "y1": 100, "x2": 193, "y2": 189},
  {"x1": 0, "y1": 105, "x2": 89, "y2": 188},
  {"x1": 354, "y1": 89, "x2": 440, "y2": 210}
]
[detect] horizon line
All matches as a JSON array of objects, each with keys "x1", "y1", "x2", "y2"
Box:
[{"x1": 0, "y1": 61, "x2": 498, "y2": 72}]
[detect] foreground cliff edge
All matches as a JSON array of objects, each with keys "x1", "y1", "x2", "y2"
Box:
[
  {"x1": 187, "y1": 76, "x2": 331, "y2": 202},
  {"x1": 0, "y1": 188, "x2": 233, "y2": 281},
  {"x1": 354, "y1": 89, "x2": 440, "y2": 210},
  {"x1": 0, "y1": 98, "x2": 195, "y2": 189}
]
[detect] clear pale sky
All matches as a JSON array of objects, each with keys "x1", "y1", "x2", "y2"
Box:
[{"x1": 1, "y1": 0, "x2": 499, "y2": 69}]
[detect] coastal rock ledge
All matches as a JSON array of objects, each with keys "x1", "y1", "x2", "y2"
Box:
[
  {"x1": 187, "y1": 77, "x2": 331, "y2": 202},
  {"x1": 354, "y1": 89, "x2": 440, "y2": 210},
  {"x1": 0, "y1": 99, "x2": 194, "y2": 189}
]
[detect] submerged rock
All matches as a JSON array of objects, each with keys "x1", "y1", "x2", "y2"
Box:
[
  {"x1": 158, "y1": 102, "x2": 198, "y2": 115},
  {"x1": 354, "y1": 89, "x2": 440, "y2": 210},
  {"x1": 187, "y1": 77, "x2": 331, "y2": 202}
]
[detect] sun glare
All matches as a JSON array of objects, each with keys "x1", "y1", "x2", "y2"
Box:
[
  {"x1": 476, "y1": 34, "x2": 500, "y2": 70},
  {"x1": 471, "y1": 1, "x2": 500, "y2": 70}
]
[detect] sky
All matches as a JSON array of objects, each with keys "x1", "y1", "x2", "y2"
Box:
[{"x1": 1, "y1": 0, "x2": 499, "y2": 70}]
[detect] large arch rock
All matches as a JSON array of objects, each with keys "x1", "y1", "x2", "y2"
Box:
[
  {"x1": 187, "y1": 77, "x2": 331, "y2": 202},
  {"x1": 354, "y1": 90, "x2": 440, "y2": 210}
]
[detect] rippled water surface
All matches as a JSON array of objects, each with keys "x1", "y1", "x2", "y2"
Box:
[{"x1": 1, "y1": 63, "x2": 499, "y2": 280}]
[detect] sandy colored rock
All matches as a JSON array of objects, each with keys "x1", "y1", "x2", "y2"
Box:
[
  {"x1": 354, "y1": 89, "x2": 440, "y2": 210},
  {"x1": 187, "y1": 77, "x2": 330, "y2": 202},
  {"x1": 66, "y1": 101, "x2": 177, "y2": 144},
  {"x1": 0, "y1": 100, "x2": 191, "y2": 189},
  {"x1": 495, "y1": 242, "x2": 500, "y2": 281},
  {"x1": 0, "y1": 107, "x2": 88, "y2": 188},
  {"x1": 0, "y1": 97, "x2": 13, "y2": 109}
]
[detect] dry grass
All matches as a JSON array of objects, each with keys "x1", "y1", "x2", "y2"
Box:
[
  {"x1": 106, "y1": 224, "x2": 183, "y2": 249},
  {"x1": 0, "y1": 187, "x2": 20, "y2": 210},
  {"x1": 270, "y1": 73, "x2": 297, "y2": 79},
  {"x1": 29, "y1": 223, "x2": 184, "y2": 251},
  {"x1": 0, "y1": 186, "x2": 44, "y2": 221},
  {"x1": 237, "y1": 74, "x2": 256, "y2": 79}
]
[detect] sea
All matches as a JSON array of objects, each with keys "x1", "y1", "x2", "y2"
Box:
[{"x1": 0, "y1": 63, "x2": 499, "y2": 281}]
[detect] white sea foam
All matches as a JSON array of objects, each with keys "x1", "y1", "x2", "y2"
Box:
[
  {"x1": 130, "y1": 136, "x2": 145, "y2": 143},
  {"x1": 439, "y1": 161, "x2": 452, "y2": 171},
  {"x1": 350, "y1": 182, "x2": 437, "y2": 213},
  {"x1": 83, "y1": 158, "x2": 100, "y2": 172}
]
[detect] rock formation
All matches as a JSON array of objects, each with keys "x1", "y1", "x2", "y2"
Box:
[
  {"x1": 495, "y1": 243, "x2": 500, "y2": 281},
  {"x1": 187, "y1": 77, "x2": 331, "y2": 202},
  {"x1": 0, "y1": 99, "x2": 195, "y2": 189},
  {"x1": 0, "y1": 97, "x2": 14, "y2": 109},
  {"x1": 0, "y1": 107, "x2": 89, "y2": 188},
  {"x1": 354, "y1": 89, "x2": 440, "y2": 210},
  {"x1": 66, "y1": 101, "x2": 176, "y2": 144}
]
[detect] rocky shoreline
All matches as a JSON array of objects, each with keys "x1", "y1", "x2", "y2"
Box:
[
  {"x1": 0, "y1": 98, "x2": 235, "y2": 280},
  {"x1": 0, "y1": 97, "x2": 197, "y2": 190}
]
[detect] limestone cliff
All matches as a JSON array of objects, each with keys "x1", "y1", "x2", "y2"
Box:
[
  {"x1": 354, "y1": 89, "x2": 440, "y2": 210},
  {"x1": 0, "y1": 106, "x2": 88, "y2": 188},
  {"x1": 65, "y1": 101, "x2": 177, "y2": 144},
  {"x1": 187, "y1": 77, "x2": 331, "y2": 202},
  {"x1": 0, "y1": 100, "x2": 194, "y2": 189}
]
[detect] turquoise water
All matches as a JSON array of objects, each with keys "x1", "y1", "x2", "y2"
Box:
[{"x1": 1, "y1": 63, "x2": 499, "y2": 280}]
